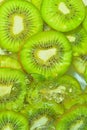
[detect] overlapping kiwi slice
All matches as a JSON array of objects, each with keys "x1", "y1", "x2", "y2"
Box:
[
  {"x1": 41, "y1": 0, "x2": 85, "y2": 32},
  {"x1": 0, "y1": 55, "x2": 21, "y2": 69},
  {"x1": 73, "y1": 51, "x2": 87, "y2": 76},
  {"x1": 26, "y1": 75, "x2": 81, "y2": 105},
  {"x1": 0, "y1": 110, "x2": 29, "y2": 130},
  {"x1": 0, "y1": 68, "x2": 28, "y2": 111},
  {"x1": 55, "y1": 105, "x2": 87, "y2": 130},
  {"x1": 20, "y1": 31, "x2": 72, "y2": 78},
  {"x1": 0, "y1": 0, "x2": 43, "y2": 52},
  {"x1": 32, "y1": 0, "x2": 42, "y2": 10},
  {"x1": 22, "y1": 102, "x2": 64, "y2": 130},
  {"x1": 65, "y1": 26, "x2": 87, "y2": 56}
]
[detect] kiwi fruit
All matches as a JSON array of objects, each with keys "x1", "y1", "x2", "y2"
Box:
[
  {"x1": 82, "y1": 0, "x2": 87, "y2": 6},
  {"x1": 0, "y1": 110, "x2": 29, "y2": 130},
  {"x1": 73, "y1": 52, "x2": 87, "y2": 76},
  {"x1": 32, "y1": 0, "x2": 42, "y2": 10},
  {"x1": 26, "y1": 75, "x2": 81, "y2": 105},
  {"x1": 65, "y1": 26, "x2": 87, "y2": 56},
  {"x1": 0, "y1": 55, "x2": 21, "y2": 69},
  {"x1": 0, "y1": 68, "x2": 28, "y2": 111},
  {"x1": 20, "y1": 31, "x2": 72, "y2": 78},
  {"x1": 22, "y1": 102, "x2": 64, "y2": 130},
  {"x1": 41, "y1": 0, "x2": 85, "y2": 32},
  {"x1": 0, "y1": 0, "x2": 43, "y2": 52},
  {"x1": 63, "y1": 93, "x2": 87, "y2": 110},
  {"x1": 55, "y1": 105, "x2": 87, "y2": 130}
]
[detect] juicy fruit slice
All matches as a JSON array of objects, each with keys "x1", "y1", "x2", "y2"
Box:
[
  {"x1": 63, "y1": 93, "x2": 87, "y2": 110},
  {"x1": 0, "y1": 0, "x2": 43, "y2": 52},
  {"x1": 22, "y1": 102, "x2": 64, "y2": 130},
  {"x1": 26, "y1": 75, "x2": 81, "y2": 105},
  {"x1": 0, "y1": 55, "x2": 21, "y2": 69},
  {"x1": 0, "y1": 111, "x2": 29, "y2": 130},
  {"x1": 0, "y1": 68, "x2": 27, "y2": 111},
  {"x1": 65, "y1": 26, "x2": 87, "y2": 56},
  {"x1": 55, "y1": 105, "x2": 87, "y2": 130},
  {"x1": 73, "y1": 52, "x2": 87, "y2": 76},
  {"x1": 20, "y1": 31, "x2": 72, "y2": 78},
  {"x1": 41, "y1": 0, "x2": 85, "y2": 32}
]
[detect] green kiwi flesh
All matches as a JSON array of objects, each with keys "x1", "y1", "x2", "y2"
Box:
[
  {"x1": 26, "y1": 75, "x2": 81, "y2": 105},
  {"x1": 0, "y1": 55, "x2": 21, "y2": 69},
  {"x1": 0, "y1": 0, "x2": 43, "y2": 52},
  {"x1": 22, "y1": 102, "x2": 64, "y2": 130},
  {"x1": 55, "y1": 105, "x2": 87, "y2": 130},
  {"x1": 0, "y1": 68, "x2": 27, "y2": 111},
  {"x1": 73, "y1": 52, "x2": 87, "y2": 76},
  {"x1": 0, "y1": 110, "x2": 29, "y2": 130},
  {"x1": 65, "y1": 26, "x2": 87, "y2": 56},
  {"x1": 32, "y1": 0, "x2": 42, "y2": 10},
  {"x1": 63, "y1": 93, "x2": 87, "y2": 110},
  {"x1": 20, "y1": 31, "x2": 72, "y2": 78},
  {"x1": 41, "y1": 0, "x2": 85, "y2": 32}
]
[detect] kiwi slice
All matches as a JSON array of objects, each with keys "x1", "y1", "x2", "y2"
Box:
[
  {"x1": 0, "y1": 110, "x2": 29, "y2": 130},
  {"x1": 65, "y1": 26, "x2": 87, "y2": 56},
  {"x1": 73, "y1": 52, "x2": 87, "y2": 76},
  {"x1": 55, "y1": 105, "x2": 87, "y2": 130},
  {"x1": 0, "y1": 55, "x2": 21, "y2": 69},
  {"x1": 32, "y1": 0, "x2": 42, "y2": 10},
  {"x1": 0, "y1": 68, "x2": 27, "y2": 111},
  {"x1": 23, "y1": 102, "x2": 64, "y2": 130},
  {"x1": 26, "y1": 75, "x2": 81, "y2": 105},
  {"x1": 0, "y1": 0, "x2": 43, "y2": 52},
  {"x1": 20, "y1": 31, "x2": 72, "y2": 78},
  {"x1": 63, "y1": 93, "x2": 87, "y2": 110},
  {"x1": 41, "y1": 0, "x2": 85, "y2": 32}
]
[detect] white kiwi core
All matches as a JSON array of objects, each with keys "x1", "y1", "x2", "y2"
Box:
[
  {"x1": 12, "y1": 15, "x2": 24, "y2": 35},
  {"x1": 30, "y1": 116, "x2": 48, "y2": 130},
  {"x1": 3, "y1": 125, "x2": 13, "y2": 130},
  {"x1": 0, "y1": 84, "x2": 12, "y2": 97},
  {"x1": 70, "y1": 120, "x2": 83, "y2": 130},
  {"x1": 67, "y1": 35, "x2": 76, "y2": 42},
  {"x1": 37, "y1": 48, "x2": 57, "y2": 63},
  {"x1": 58, "y1": 2, "x2": 70, "y2": 14}
]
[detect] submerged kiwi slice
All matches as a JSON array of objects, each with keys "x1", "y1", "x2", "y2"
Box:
[
  {"x1": 73, "y1": 52, "x2": 87, "y2": 76},
  {"x1": 0, "y1": 55, "x2": 21, "y2": 69},
  {"x1": 20, "y1": 31, "x2": 72, "y2": 78},
  {"x1": 0, "y1": 68, "x2": 27, "y2": 111},
  {"x1": 55, "y1": 105, "x2": 87, "y2": 130},
  {"x1": 63, "y1": 93, "x2": 87, "y2": 110},
  {"x1": 65, "y1": 26, "x2": 87, "y2": 56},
  {"x1": 26, "y1": 75, "x2": 81, "y2": 105},
  {"x1": 41, "y1": 0, "x2": 85, "y2": 32},
  {"x1": 0, "y1": 110, "x2": 29, "y2": 130},
  {"x1": 0, "y1": 0, "x2": 43, "y2": 52},
  {"x1": 23, "y1": 102, "x2": 64, "y2": 130}
]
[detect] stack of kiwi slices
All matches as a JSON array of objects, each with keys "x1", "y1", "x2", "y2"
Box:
[{"x1": 0, "y1": 0, "x2": 87, "y2": 129}]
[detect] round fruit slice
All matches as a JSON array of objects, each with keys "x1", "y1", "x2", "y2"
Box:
[
  {"x1": 65, "y1": 26, "x2": 87, "y2": 56},
  {"x1": 0, "y1": 55, "x2": 21, "y2": 69},
  {"x1": 26, "y1": 75, "x2": 81, "y2": 105},
  {"x1": 22, "y1": 102, "x2": 64, "y2": 130},
  {"x1": 55, "y1": 105, "x2": 87, "y2": 130},
  {"x1": 0, "y1": 68, "x2": 27, "y2": 111},
  {"x1": 41, "y1": 0, "x2": 85, "y2": 32},
  {"x1": 20, "y1": 31, "x2": 72, "y2": 78},
  {"x1": 0, "y1": 110, "x2": 29, "y2": 130},
  {"x1": 73, "y1": 52, "x2": 87, "y2": 76},
  {"x1": 0, "y1": 0, "x2": 43, "y2": 52}
]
